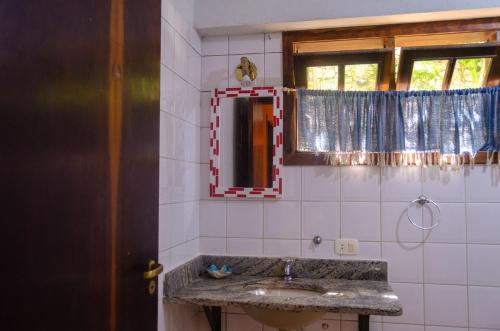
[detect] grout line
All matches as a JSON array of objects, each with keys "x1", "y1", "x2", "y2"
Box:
[
  {"x1": 161, "y1": 107, "x2": 201, "y2": 129},
  {"x1": 420, "y1": 165, "x2": 427, "y2": 328},
  {"x1": 160, "y1": 62, "x2": 201, "y2": 94},
  {"x1": 464, "y1": 169, "x2": 471, "y2": 327},
  {"x1": 161, "y1": 16, "x2": 201, "y2": 57}
]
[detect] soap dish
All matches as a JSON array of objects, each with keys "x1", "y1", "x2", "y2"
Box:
[{"x1": 206, "y1": 264, "x2": 232, "y2": 279}]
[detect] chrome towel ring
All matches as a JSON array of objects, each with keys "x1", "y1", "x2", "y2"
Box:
[{"x1": 406, "y1": 195, "x2": 440, "y2": 230}]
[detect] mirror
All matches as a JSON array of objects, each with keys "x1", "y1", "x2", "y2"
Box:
[{"x1": 209, "y1": 87, "x2": 283, "y2": 198}]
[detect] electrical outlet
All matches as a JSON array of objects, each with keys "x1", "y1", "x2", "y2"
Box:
[{"x1": 335, "y1": 239, "x2": 359, "y2": 255}]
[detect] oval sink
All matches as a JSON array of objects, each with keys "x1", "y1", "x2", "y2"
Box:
[{"x1": 243, "y1": 287, "x2": 325, "y2": 330}]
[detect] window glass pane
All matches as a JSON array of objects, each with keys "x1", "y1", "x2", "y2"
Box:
[
  {"x1": 449, "y1": 57, "x2": 492, "y2": 89},
  {"x1": 307, "y1": 66, "x2": 338, "y2": 90},
  {"x1": 345, "y1": 63, "x2": 378, "y2": 91},
  {"x1": 409, "y1": 60, "x2": 449, "y2": 91}
]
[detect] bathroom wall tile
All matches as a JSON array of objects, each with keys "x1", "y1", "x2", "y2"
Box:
[
  {"x1": 158, "y1": 302, "x2": 169, "y2": 331},
  {"x1": 264, "y1": 52, "x2": 282, "y2": 86},
  {"x1": 422, "y1": 166, "x2": 465, "y2": 202},
  {"x1": 381, "y1": 242, "x2": 423, "y2": 283},
  {"x1": 184, "y1": 201, "x2": 200, "y2": 241},
  {"x1": 424, "y1": 243, "x2": 467, "y2": 285},
  {"x1": 160, "y1": 111, "x2": 175, "y2": 158},
  {"x1": 173, "y1": 0, "x2": 195, "y2": 39},
  {"x1": 174, "y1": 75, "x2": 200, "y2": 126},
  {"x1": 468, "y1": 244, "x2": 500, "y2": 286},
  {"x1": 199, "y1": 237, "x2": 226, "y2": 255},
  {"x1": 341, "y1": 202, "x2": 380, "y2": 241},
  {"x1": 200, "y1": 91, "x2": 212, "y2": 128},
  {"x1": 263, "y1": 201, "x2": 301, "y2": 239},
  {"x1": 200, "y1": 127, "x2": 210, "y2": 164},
  {"x1": 187, "y1": 46, "x2": 201, "y2": 89},
  {"x1": 161, "y1": 20, "x2": 175, "y2": 69},
  {"x1": 263, "y1": 239, "x2": 301, "y2": 257},
  {"x1": 381, "y1": 166, "x2": 422, "y2": 202},
  {"x1": 302, "y1": 202, "x2": 340, "y2": 240},
  {"x1": 469, "y1": 286, "x2": 500, "y2": 329},
  {"x1": 171, "y1": 239, "x2": 199, "y2": 269},
  {"x1": 201, "y1": 55, "x2": 228, "y2": 91},
  {"x1": 199, "y1": 200, "x2": 226, "y2": 237},
  {"x1": 265, "y1": 32, "x2": 282, "y2": 53},
  {"x1": 181, "y1": 121, "x2": 200, "y2": 163},
  {"x1": 351, "y1": 241, "x2": 381, "y2": 260},
  {"x1": 199, "y1": 164, "x2": 211, "y2": 200},
  {"x1": 466, "y1": 203, "x2": 500, "y2": 244},
  {"x1": 301, "y1": 240, "x2": 336, "y2": 259},
  {"x1": 189, "y1": 27, "x2": 202, "y2": 54},
  {"x1": 228, "y1": 54, "x2": 265, "y2": 87},
  {"x1": 202, "y1": 35, "x2": 229, "y2": 56},
  {"x1": 425, "y1": 327, "x2": 468, "y2": 331},
  {"x1": 160, "y1": 65, "x2": 175, "y2": 113},
  {"x1": 383, "y1": 324, "x2": 424, "y2": 331},
  {"x1": 424, "y1": 284, "x2": 468, "y2": 327},
  {"x1": 161, "y1": 0, "x2": 175, "y2": 25},
  {"x1": 302, "y1": 166, "x2": 340, "y2": 201},
  {"x1": 159, "y1": 158, "x2": 175, "y2": 204},
  {"x1": 383, "y1": 283, "x2": 424, "y2": 325},
  {"x1": 229, "y1": 34, "x2": 264, "y2": 54},
  {"x1": 466, "y1": 165, "x2": 500, "y2": 202},
  {"x1": 341, "y1": 166, "x2": 380, "y2": 202},
  {"x1": 381, "y1": 202, "x2": 423, "y2": 243},
  {"x1": 227, "y1": 201, "x2": 263, "y2": 238},
  {"x1": 173, "y1": 74, "x2": 189, "y2": 119},
  {"x1": 423, "y1": 203, "x2": 466, "y2": 243},
  {"x1": 298, "y1": 319, "x2": 340, "y2": 331},
  {"x1": 227, "y1": 238, "x2": 263, "y2": 256},
  {"x1": 281, "y1": 166, "x2": 302, "y2": 201},
  {"x1": 174, "y1": 33, "x2": 189, "y2": 79},
  {"x1": 341, "y1": 321, "x2": 381, "y2": 331}
]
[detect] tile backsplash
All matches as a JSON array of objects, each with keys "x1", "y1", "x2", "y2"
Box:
[{"x1": 198, "y1": 32, "x2": 500, "y2": 331}]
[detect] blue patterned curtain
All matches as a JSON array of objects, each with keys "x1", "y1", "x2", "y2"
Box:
[{"x1": 297, "y1": 87, "x2": 500, "y2": 166}]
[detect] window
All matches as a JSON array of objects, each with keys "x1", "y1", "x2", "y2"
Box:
[
  {"x1": 283, "y1": 18, "x2": 500, "y2": 165},
  {"x1": 294, "y1": 51, "x2": 392, "y2": 91},
  {"x1": 397, "y1": 45, "x2": 498, "y2": 90}
]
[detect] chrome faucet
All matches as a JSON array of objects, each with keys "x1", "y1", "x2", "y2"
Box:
[{"x1": 282, "y1": 258, "x2": 295, "y2": 282}]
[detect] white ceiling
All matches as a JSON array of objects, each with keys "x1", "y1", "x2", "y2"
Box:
[{"x1": 194, "y1": 0, "x2": 500, "y2": 36}]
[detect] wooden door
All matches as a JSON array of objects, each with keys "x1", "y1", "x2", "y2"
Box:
[{"x1": 0, "y1": 1, "x2": 161, "y2": 330}]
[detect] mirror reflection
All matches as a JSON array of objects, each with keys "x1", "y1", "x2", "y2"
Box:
[{"x1": 220, "y1": 97, "x2": 274, "y2": 188}]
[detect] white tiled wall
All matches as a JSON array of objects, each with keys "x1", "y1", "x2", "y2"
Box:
[
  {"x1": 159, "y1": 0, "x2": 203, "y2": 330},
  {"x1": 199, "y1": 32, "x2": 500, "y2": 331}
]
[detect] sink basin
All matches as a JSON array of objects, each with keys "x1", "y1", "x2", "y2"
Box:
[{"x1": 243, "y1": 287, "x2": 326, "y2": 330}]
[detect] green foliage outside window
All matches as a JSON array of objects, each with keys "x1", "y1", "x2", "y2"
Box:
[
  {"x1": 409, "y1": 60, "x2": 449, "y2": 91},
  {"x1": 449, "y1": 58, "x2": 492, "y2": 89},
  {"x1": 307, "y1": 66, "x2": 338, "y2": 90},
  {"x1": 345, "y1": 63, "x2": 378, "y2": 91}
]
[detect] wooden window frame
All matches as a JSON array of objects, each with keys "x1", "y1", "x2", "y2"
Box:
[
  {"x1": 398, "y1": 44, "x2": 498, "y2": 91},
  {"x1": 283, "y1": 17, "x2": 500, "y2": 165},
  {"x1": 294, "y1": 50, "x2": 393, "y2": 91}
]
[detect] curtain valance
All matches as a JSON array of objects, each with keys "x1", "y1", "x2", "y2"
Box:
[{"x1": 297, "y1": 87, "x2": 500, "y2": 166}]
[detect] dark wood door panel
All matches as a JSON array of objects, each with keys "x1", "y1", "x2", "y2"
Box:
[{"x1": 0, "y1": 1, "x2": 160, "y2": 330}]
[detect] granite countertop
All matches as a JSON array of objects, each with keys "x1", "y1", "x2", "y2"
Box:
[{"x1": 164, "y1": 256, "x2": 403, "y2": 316}]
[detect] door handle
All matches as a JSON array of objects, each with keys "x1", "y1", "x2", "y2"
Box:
[{"x1": 143, "y1": 259, "x2": 163, "y2": 279}]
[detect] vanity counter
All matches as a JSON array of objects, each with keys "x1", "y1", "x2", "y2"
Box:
[
  {"x1": 167, "y1": 275, "x2": 401, "y2": 316},
  {"x1": 164, "y1": 256, "x2": 402, "y2": 316}
]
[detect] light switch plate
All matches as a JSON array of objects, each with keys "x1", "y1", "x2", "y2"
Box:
[{"x1": 335, "y1": 239, "x2": 359, "y2": 255}]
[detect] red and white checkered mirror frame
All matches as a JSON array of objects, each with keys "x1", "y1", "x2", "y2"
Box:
[{"x1": 209, "y1": 86, "x2": 283, "y2": 198}]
